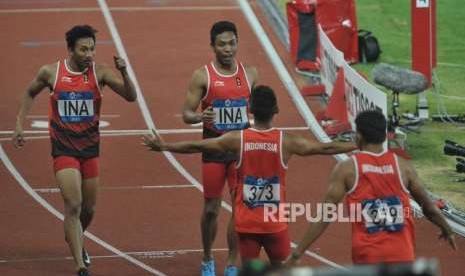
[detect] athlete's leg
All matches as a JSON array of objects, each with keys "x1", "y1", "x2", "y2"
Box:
[
  {"x1": 201, "y1": 162, "x2": 227, "y2": 261},
  {"x1": 80, "y1": 157, "x2": 99, "y2": 231},
  {"x1": 201, "y1": 197, "x2": 222, "y2": 261},
  {"x1": 56, "y1": 167, "x2": 85, "y2": 270},
  {"x1": 80, "y1": 177, "x2": 98, "y2": 230},
  {"x1": 237, "y1": 232, "x2": 262, "y2": 262},
  {"x1": 262, "y1": 229, "x2": 291, "y2": 268},
  {"x1": 226, "y1": 162, "x2": 238, "y2": 266}
]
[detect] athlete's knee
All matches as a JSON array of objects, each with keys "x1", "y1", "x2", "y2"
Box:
[
  {"x1": 64, "y1": 200, "x2": 82, "y2": 217},
  {"x1": 203, "y1": 199, "x2": 221, "y2": 219},
  {"x1": 81, "y1": 202, "x2": 96, "y2": 216}
]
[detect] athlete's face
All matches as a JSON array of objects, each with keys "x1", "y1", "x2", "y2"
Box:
[
  {"x1": 211, "y1": 31, "x2": 237, "y2": 67},
  {"x1": 69, "y1": 37, "x2": 96, "y2": 70}
]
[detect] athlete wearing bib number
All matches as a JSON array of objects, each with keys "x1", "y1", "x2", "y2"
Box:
[
  {"x1": 202, "y1": 61, "x2": 251, "y2": 163},
  {"x1": 50, "y1": 59, "x2": 102, "y2": 159},
  {"x1": 288, "y1": 110, "x2": 456, "y2": 267},
  {"x1": 348, "y1": 150, "x2": 414, "y2": 263},
  {"x1": 145, "y1": 85, "x2": 357, "y2": 268},
  {"x1": 235, "y1": 128, "x2": 287, "y2": 233},
  {"x1": 234, "y1": 128, "x2": 290, "y2": 262},
  {"x1": 181, "y1": 21, "x2": 258, "y2": 276},
  {"x1": 12, "y1": 25, "x2": 137, "y2": 276}
]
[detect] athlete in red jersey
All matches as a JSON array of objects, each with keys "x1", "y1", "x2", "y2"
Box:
[
  {"x1": 144, "y1": 85, "x2": 356, "y2": 267},
  {"x1": 348, "y1": 150, "x2": 415, "y2": 263},
  {"x1": 234, "y1": 128, "x2": 290, "y2": 265},
  {"x1": 50, "y1": 58, "x2": 102, "y2": 158},
  {"x1": 287, "y1": 110, "x2": 457, "y2": 266},
  {"x1": 182, "y1": 21, "x2": 257, "y2": 276},
  {"x1": 12, "y1": 25, "x2": 137, "y2": 276}
]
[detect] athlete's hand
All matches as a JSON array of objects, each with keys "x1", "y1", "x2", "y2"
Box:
[
  {"x1": 113, "y1": 55, "x2": 127, "y2": 73},
  {"x1": 439, "y1": 231, "x2": 458, "y2": 251},
  {"x1": 12, "y1": 127, "x2": 25, "y2": 149},
  {"x1": 142, "y1": 129, "x2": 164, "y2": 151},
  {"x1": 202, "y1": 106, "x2": 216, "y2": 124},
  {"x1": 283, "y1": 253, "x2": 300, "y2": 267}
]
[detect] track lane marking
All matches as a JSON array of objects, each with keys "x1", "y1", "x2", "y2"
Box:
[
  {"x1": 98, "y1": 0, "x2": 347, "y2": 269},
  {"x1": 0, "y1": 248, "x2": 228, "y2": 264},
  {"x1": 0, "y1": 126, "x2": 309, "y2": 135},
  {"x1": 0, "y1": 145, "x2": 167, "y2": 276},
  {"x1": 100, "y1": 0, "x2": 345, "y2": 270},
  {"x1": 0, "y1": 6, "x2": 240, "y2": 13},
  {"x1": 34, "y1": 185, "x2": 195, "y2": 194}
]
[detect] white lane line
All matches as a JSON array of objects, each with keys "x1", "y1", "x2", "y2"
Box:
[
  {"x1": 0, "y1": 248, "x2": 228, "y2": 264},
  {"x1": 0, "y1": 136, "x2": 50, "y2": 142},
  {"x1": 0, "y1": 127, "x2": 308, "y2": 142},
  {"x1": 0, "y1": 0, "x2": 77, "y2": 3},
  {"x1": 98, "y1": 0, "x2": 343, "y2": 270},
  {"x1": 34, "y1": 185, "x2": 195, "y2": 194},
  {"x1": 0, "y1": 6, "x2": 239, "y2": 14},
  {"x1": 0, "y1": 145, "x2": 166, "y2": 276},
  {"x1": 0, "y1": 126, "x2": 308, "y2": 135}
]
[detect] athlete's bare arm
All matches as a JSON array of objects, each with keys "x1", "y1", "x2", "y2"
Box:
[
  {"x1": 182, "y1": 67, "x2": 215, "y2": 125},
  {"x1": 399, "y1": 157, "x2": 457, "y2": 250},
  {"x1": 142, "y1": 130, "x2": 240, "y2": 154},
  {"x1": 285, "y1": 160, "x2": 354, "y2": 265},
  {"x1": 12, "y1": 64, "x2": 55, "y2": 148},
  {"x1": 243, "y1": 64, "x2": 258, "y2": 89},
  {"x1": 97, "y1": 56, "x2": 137, "y2": 102},
  {"x1": 282, "y1": 132, "x2": 356, "y2": 163}
]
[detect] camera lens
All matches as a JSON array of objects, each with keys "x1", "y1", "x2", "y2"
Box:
[
  {"x1": 444, "y1": 143, "x2": 465, "y2": 157},
  {"x1": 456, "y1": 162, "x2": 465, "y2": 173}
]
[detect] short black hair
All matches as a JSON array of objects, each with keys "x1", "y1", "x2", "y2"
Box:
[
  {"x1": 66, "y1": 25, "x2": 97, "y2": 50},
  {"x1": 355, "y1": 110, "x2": 387, "y2": 144},
  {"x1": 250, "y1": 85, "x2": 278, "y2": 122},
  {"x1": 210, "y1": 21, "x2": 237, "y2": 46}
]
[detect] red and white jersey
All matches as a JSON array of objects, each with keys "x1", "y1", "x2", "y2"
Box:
[
  {"x1": 202, "y1": 61, "x2": 251, "y2": 136},
  {"x1": 347, "y1": 150, "x2": 415, "y2": 264},
  {"x1": 235, "y1": 128, "x2": 288, "y2": 234},
  {"x1": 49, "y1": 59, "x2": 102, "y2": 158}
]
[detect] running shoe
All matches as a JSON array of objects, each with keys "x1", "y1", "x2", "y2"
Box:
[
  {"x1": 224, "y1": 265, "x2": 238, "y2": 276},
  {"x1": 77, "y1": 268, "x2": 90, "y2": 276},
  {"x1": 201, "y1": 259, "x2": 216, "y2": 276},
  {"x1": 82, "y1": 248, "x2": 91, "y2": 267}
]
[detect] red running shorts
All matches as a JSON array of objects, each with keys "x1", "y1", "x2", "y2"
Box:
[
  {"x1": 53, "y1": 156, "x2": 99, "y2": 179},
  {"x1": 202, "y1": 162, "x2": 237, "y2": 199}
]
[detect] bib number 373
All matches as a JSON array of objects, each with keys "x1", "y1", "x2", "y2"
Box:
[{"x1": 243, "y1": 175, "x2": 280, "y2": 208}]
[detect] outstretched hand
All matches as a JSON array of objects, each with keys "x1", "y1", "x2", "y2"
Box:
[
  {"x1": 439, "y1": 231, "x2": 458, "y2": 251},
  {"x1": 142, "y1": 129, "x2": 164, "y2": 151}
]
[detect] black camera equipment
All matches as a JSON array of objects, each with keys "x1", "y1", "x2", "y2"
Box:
[
  {"x1": 443, "y1": 140, "x2": 465, "y2": 157},
  {"x1": 456, "y1": 158, "x2": 465, "y2": 173}
]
